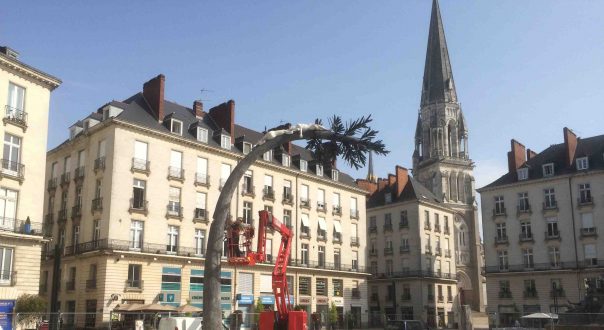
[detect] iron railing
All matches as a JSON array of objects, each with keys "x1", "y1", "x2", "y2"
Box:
[
  {"x1": 4, "y1": 105, "x2": 27, "y2": 127},
  {"x1": 350, "y1": 236, "x2": 360, "y2": 247},
  {"x1": 47, "y1": 178, "x2": 58, "y2": 190},
  {"x1": 492, "y1": 207, "x2": 507, "y2": 217},
  {"x1": 332, "y1": 205, "x2": 342, "y2": 216},
  {"x1": 0, "y1": 159, "x2": 24, "y2": 179},
  {"x1": 0, "y1": 271, "x2": 17, "y2": 286},
  {"x1": 262, "y1": 187, "x2": 275, "y2": 200},
  {"x1": 168, "y1": 166, "x2": 184, "y2": 180},
  {"x1": 60, "y1": 172, "x2": 70, "y2": 185},
  {"x1": 195, "y1": 173, "x2": 210, "y2": 186},
  {"x1": 129, "y1": 198, "x2": 148, "y2": 213},
  {"x1": 370, "y1": 270, "x2": 457, "y2": 281},
  {"x1": 0, "y1": 218, "x2": 44, "y2": 236},
  {"x1": 92, "y1": 197, "x2": 103, "y2": 212},
  {"x1": 300, "y1": 198, "x2": 311, "y2": 209},
  {"x1": 194, "y1": 208, "x2": 208, "y2": 221},
  {"x1": 86, "y1": 279, "x2": 97, "y2": 289},
  {"x1": 166, "y1": 205, "x2": 183, "y2": 218},
  {"x1": 316, "y1": 202, "x2": 326, "y2": 212},
  {"x1": 131, "y1": 158, "x2": 150, "y2": 173},
  {"x1": 94, "y1": 157, "x2": 105, "y2": 171},
  {"x1": 125, "y1": 279, "x2": 143, "y2": 290},
  {"x1": 350, "y1": 209, "x2": 359, "y2": 219},
  {"x1": 282, "y1": 193, "x2": 294, "y2": 205},
  {"x1": 74, "y1": 166, "x2": 85, "y2": 181},
  {"x1": 242, "y1": 184, "x2": 255, "y2": 196}
]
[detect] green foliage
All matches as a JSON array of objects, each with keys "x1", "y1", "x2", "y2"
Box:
[
  {"x1": 293, "y1": 305, "x2": 305, "y2": 311},
  {"x1": 15, "y1": 294, "x2": 46, "y2": 325},
  {"x1": 329, "y1": 302, "x2": 338, "y2": 324},
  {"x1": 253, "y1": 298, "x2": 264, "y2": 324},
  {"x1": 306, "y1": 115, "x2": 388, "y2": 170}
]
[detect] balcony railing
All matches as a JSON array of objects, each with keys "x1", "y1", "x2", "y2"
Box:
[
  {"x1": 435, "y1": 247, "x2": 442, "y2": 256},
  {"x1": 316, "y1": 202, "x2": 326, "y2": 212},
  {"x1": 543, "y1": 201, "x2": 558, "y2": 211},
  {"x1": 94, "y1": 157, "x2": 105, "y2": 172},
  {"x1": 351, "y1": 288, "x2": 361, "y2": 299},
  {"x1": 498, "y1": 291, "x2": 512, "y2": 299},
  {"x1": 399, "y1": 245, "x2": 410, "y2": 253},
  {"x1": 166, "y1": 205, "x2": 183, "y2": 218},
  {"x1": 74, "y1": 166, "x2": 85, "y2": 182},
  {"x1": 85, "y1": 279, "x2": 97, "y2": 290},
  {"x1": 384, "y1": 247, "x2": 393, "y2": 256},
  {"x1": 437, "y1": 295, "x2": 444, "y2": 302},
  {"x1": 447, "y1": 295, "x2": 453, "y2": 302},
  {"x1": 492, "y1": 207, "x2": 507, "y2": 217},
  {"x1": 523, "y1": 290, "x2": 538, "y2": 298},
  {"x1": 332, "y1": 205, "x2": 342, "y2": 216},
  {"x1": 0, "y1": 218, "x2": 44, "y2": 236},
  {"x1": 434, "y1": 224, "x2": 441, "y2": 233},
  {"x1": 424, "y1": 222, "x2": 431, "y2": 230},
  {"x1": 241, "y1": 184, "x2": 255, "y2": 197},
  {"x1": 550, "y1": 289, "x2": 565, "y2": 298},
  {"x1": 519, "y1": 233, "x2": 534, "y2": 242},
  {"x1": 425, "y1": 245, "x2": 432, "y2": 254},
  {"x1": 495, "y1": 236, "x2": 509, "y2": 244},
  {"x1": 350, "y1": 209, "x2": 359, "y2": 219},
  {"x1": 58, "y1": 209, "x2": 68, "y2": 222},
  {"x1": 444, "y1": 226, "x2": 450, "y2": 235},
  {"x1": 0, "y1": 271, "x2": 17, "y2": 286},
  {"x1": 66, "y1": 281, "x2": 76, "y2": 291},
  {"x1": 383, "y1": 223, "x2": 393, "y2": 232},
  {"x1": 370, "y1": 271, "x2": 456, "y2": 281},
  {"x1": 485, "y1": 260, "x2": 582, "y2": 274},
  {"x1": 92, "y1": 197, "x2": 103, "y2": 212},
  {"x1": 333, "y1": 233, "x2": 342, "y2": 243},
  {"x1": 578, "y1": 196, "x2": 593, "y2": 206},
  {"x1": 300, "y1": 198, "x2": 311, "y2": 209},
  {"x1": 350, "y1": 236, "x2": 360, "y2": 247},
  {"x1": 401, "y1": 294, "x2": 411, "y2": 301},
  {"x1": 369, "y1": 226, "x2": 377, "y2": 234},
  {"x1": 544, "y1": 231, "x2": 560, "y2": 240},
  {"x1": 581, "y1": 227, "x2": 598, "y2": 237},
  {"x1": 194, "y1": 208, "x2": 208, "y2": 222},
  {"x1": 369, "y1": 249, "x2": 378, "y2": 256},
  {"x1": 125, "y1": 279, "x2": 144, "y2": 290},
  {"x1": 131, "y1": 158, "x2": 150, "y2": 174},
  {"x1": 282, "y1": 193, "x2": 294, "y2": 205},
  {"x1": 71, "y1": 205, "x2": 82, "y2": 219},
  {"x1": 168, "y1": 167, "x2": 184, "y2": 181},
  {"x1": 129, "y1": 198, "x2": 148, "y2": 215},
  {"x1": 399, "y1": 221, "x2": 409, "y2": 229},
  {"x1": 60, "y1": 172, "x2": 70, "y2": 186},
  {"x1": 47, "y1": 178, "x2": 58, "y2": 191},
  {"x1": 517, "y1": 204, "x2": 531, "y2": 215},
  {"x1": 444, "y1": 249, "x2": 451, "y2": 258},
  {"x1": 262, "y1": 187, "x2": 275, "y2": 201},
  {"x1": 44, "y1": 213, "x2": 54, "y2": 225},
  {"x1": 4, "y1": 105, "x2": 28, "y2": 129},
  {"x1": 195, "y1": 173, "x2": 210, "y2": 187},
  {"x1": 0, "y1": 159, "x2": 24, "y2": 181}
]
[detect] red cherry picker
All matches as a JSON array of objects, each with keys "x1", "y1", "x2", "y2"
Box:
[{"x1": 226, "y1": 210, "x2": 307, "y2": 330}]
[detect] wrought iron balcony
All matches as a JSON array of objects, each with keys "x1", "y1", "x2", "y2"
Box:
[
  {"x1": 94, "y1": 157, "x2": 105, "y2": 172},
  {"x1": 369, "y1": 249, "x2": 378, "y2": 257},
  {"x1": 282, "y1": 193, "x2": 294, "y2": 205},
  {"x1": 125, "y1": 279, "x2": 143, "y2": 291},
  {"x1": 332, "y1": 205, "x2": 342, "y2": 216},
  {"x1": 92, "y1": 197, "x2": 103, "y2": 212},
  {"x1": 425, "y1": 245, "x2": 432, "y2": 254},
  {"x1": 129, "y1": 198, "x2": 148, "y2": 215},
  {"x1": 194, "y1": 173, "x2": 210, "y2": 187},
  {"x1": 401, "y1": 294, "x2": 411, "y2": 301},
  {"x1": 577, "y1": 196, "x2": 593, "y2": 206},
  {"x1": 369, "y1": 226, "x2": 377, "y2": 234},
  {"x1": 4, "y1": 105, "x2": 28, "y2": 129},
  {"x1": 435, "y1": 247, "x2": 442, "y2": 256},
  {"x1": 74, "y1": 166, "x2": 85, "y2": 182},
  {"x1": 316, "y1": 202, "x2": 326, "y2": 213},
  {"x1": 71, "y1": 204, "x2": 82, "y2": 219},
  {"x1": 166, "y1": 205, "x2": 183, "y2": 219},
  {"x1": 350, "y1": 236, "x2": 360, "y2": 247},
  {"x1": 523, "y1": 290, "x2": 538, "y2": 298},
  {"x1": 168, "y1": 167, "x2": 184, "y2": 181},
  {"x1": 300, "y1": 198, "x2": 311, "y2": 209},
  {"x1": 66, "y1": 281, "x2": 76, "y2": 291},
  {"x1": 131, "y1": 158, "x2": 150, "y2": 174},
  {"x1": 444, "y1": 249, "x2": 451, "y2": 258},
  {"x1": 384, "y1": 247, "x2": 393, "y2": 256},
  {"x1": 498, "y1": 291, "x2": 512, "y2": 299},
  {"x1": 333, "y1": 233, "x2": 342, "y2": 243},
  {"x1": 383, "y1": 223, "x2": 393, "y2": 232},
  {"x1": 399, "y1": 245, "x2": 410, "y2": 253},
  {"x1": 519, "y1": 233, "x2": 534, "y2": 242},
  {"x1": 262, "y1": 187, "x2": 275, "y2": 201},
  {"x1": 492, "y1": 207, "x2": 507, "y2": 217},
  {"x1": 194, "y1": 208, "x2": 208, "y2": 223},
  {"x1": 517, "y1": 204, "x2": 531, "y2": 215},
  {"x1": 444, "y1": 226, "x2": 450, "y2": 235},
  {"x1": 399, "y1": 221, "x2": 409, "y2": 229},
  {"x1": 58, "y1": 209, "x2": 68, "y2": 222},
  {"x1": 434, "y1": 224, "x2": 441, "y2": 233},
  {"x1": 0, "y1": 218, "x2": 44, "y2": 236},
  {"x1": 544, "y1": 231, "x2": 560, "y2": 240},
  {"x1": 86, "y1": 279, "x2": 97, "y2": 290},
  {"x1": 241, "y1": 184, "x2": 255, "y2": 197},
  {"x1": 0, "y1": 159, "x2": 24, "y2": 181},
  {"x1": 60, "y1": 172, "x2": 70, "y2": 186},
  {"x1": 495, "y1": 235, "x2": 509, "y2": 245},
  {"x1": 350, "y1": 209, "x2": 359, "y2": 219},
  {"x1": 543, "y1": 200, "x2": 558, "y2": 211},
  {"x1": 424, "y1": 222, "x2": 431, "y2": 230},
  {"x1": 47, "y1": 178, "x2": 58, "y2": 191},
  {"x1": 581, "y1": 227, "x2": 598, "y2": 237}
]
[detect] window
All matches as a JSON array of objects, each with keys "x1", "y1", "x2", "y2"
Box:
[
  {"x1": 196, "y1": 127, "x2": 208, "y2": 143},
  {"x1": 94, "y1": 179, "x2": 102, "y2": 199},
  {"x1": 498, "y1": 250, "x2": 508, "y2": 270},
  {"x1": 127, "y1": 264, "x2": 142, "y2": 288},
  {"x1": 496, "y1": 223, "x2": 506, "y2": 240},
  {"x1": 518, "y1": 192, "x2": 530, "y2": 211},
  {"x1": 130, "y1": 221, "x2": 143, "y2": 249},
  {"x1": 263, "y1": 175, "x2": 273, "y2": 197},
  {"x1": 220, "y1": 163, "x2": 231, "y2": 187},
  {"x1": 0, "y1": 188, "x2": 17, "y2": 229},
  {"x1": 263, "y1": 150, "x2": 272, "y2": 161},
  {"x1": 170, "y1": 119, "x2": 183, "y2": 135},
  {"x1": 283, "y1": 209, "x2": 292, "y2": 227},
  {"x1": 243, "y1": 202, "x2": 253, "y2": 225},
  {"x1": 494, "y1": 196, "x2": 505, "y2": 215},
  {"x1": 384, "y1": 193, "x2": 392, "y2": 204},
  {"x1": 523, "y1": 248, "x2": 534, "y2": 268},
  {"x1": 350, "y1": 197, "x2": 358, "y2": 217},
  {"x1": 424, "y1": 210, "x2": 430, "y2": 228},
  {"x1": 195, "y1": 157, "x2": 208, "y2": 184},
  {"x1": 318, "y1": 246, "x2": 325, "y2": 267},
  {"x1": 577, "y1": 157, "x2": 589, "y2": 170},
  {"x1": 168, "y1": 187, "x2": 181, "y2": 215},
  {"x1": 282, "y1": 154, "x2": 290, "y2": 167},
  {"x1": 133, "y1": 140, "x2": 148, "y2": 165},
  {"x1": 400, "y1": 211, "x2": 408, "y2": 228},
  {"x1": 520, "y1": 221, "x2": 532, "y2": 239},
  {"x1": 2, "y1": 134, "x2": 21, "y2": 173},
  {"x1": 544, "y1": 188, "x2": 556, "y2": 208},
  {"x1": 59, "y1": 227, "x2": 66, "y2": 247},
  {"x1": 316, "y1": 164, "x2": 323, "y2": 176},
  {"x1": 72, "y1": 225, "x2": 80, "y2": 246},
  {"x1": 546, "y1": 217, "x2": 559, "y2": 237},
  {"x1": 283, "y1": 180, "x2": 292, "y2": 201},
  {"x1": 317, "y1": 217, "x2": 326, "y2": 240},
  {"x1": 524, "y1": 279, "x2": 536, "y2": 297},
  {"x1": 517, "y1": 168, "x2": 528, "y2": 180},
  {"x1": 299, "y1": 159, "x2": 307, "y2": 172},
  {"x1": 579, "y1": 183, "x2": 592, "y2": 203},
  {"x1": 169, "y1": 150, "x2": 183, "y2": 178},
  {"x1": 386, "y1": 260, "x2": 393, "y2": 275},
  {"x1": 195, "y1": 229, "x2": 205, "y2": 256},
  {"x1": 93, "y1": 220, "x2": 100, "y2": 243},
  {"x1": 549, "y1": 246, "x2": 560, "y2": 267},
  {"x1": 0, "y1": 247, "x2": 14, "y2": 284},
  {"x1": 581, "y1": 213, "x2": 594, "y2": 231},
  {"x1": 351, "y1": 251, "x2": 358, "y2": 270},
  {"x1": 334, "y1": 248, "x2": 341, "y2": 269},
  {"x1": 331, "y1": 169, "x2": 339, "y2": 181},
  {"x1": 384, "y1": 213, "x2": 392, "y2": 228},
  {"x1": 542, "y1": 163, "x2": 554, "y2": 177},
  {"x1": 332, "y1": 193, "x2": 341, "y2": 213},
  {"x1": 300, "y1": 213, "x2": 310, "y2": 236},
  {"x1": 132, "y1": 179, "x2": 146, "y2": 209},
  {"x1": 167, "y1": 225, "x2": 179, "y2": 253},
  {"x1": 333, "y1": 279, "x2": 343, "y2": 297},
  {"x1": 242, "y1": 142, "x2": 252, "y2": 155},
  {"x1": 265, "y1": 238, "x2": 273, "y2": 262},
  {"x1": 584, "y1": 244, "x2": 597, "y2": 266},
  {"x1": 299, "y1": 277, "x2": 311, "y2": 295},
  {"x1": 317, "y1": 189, "x2": 325, "y2": 209},
  {"x1": 221, "y1": 134, "x2": 231, "y2": 149},
  {"x1": 301, "y1": 244, "x2": 309, "y2": 265},
  {"x1": 300, "y1": 184, "x2": 309, "y2": 205},
  {"x1": 7, "y1": 82, "x2": 25, "y2": 112},
  {"x1": 401, "y1": 237, "x2": 409, "y2": 250},
  {"x1": 195, "y1": 192, "x2": 207, "y2": 219}
]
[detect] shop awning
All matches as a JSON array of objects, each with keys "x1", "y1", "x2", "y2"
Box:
[
  {"x1": 318, "y1": 218, "x2": 327, "y2": 230},
  {"x1": 333, "y1": 221, "x2": 342, "y2": 233},
  {"x1": 301, "y1": 214, "x2": 309, "y2": 227}
]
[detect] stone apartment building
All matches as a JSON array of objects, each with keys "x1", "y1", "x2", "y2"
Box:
[
  {"x1": 0, "y1": 46, "x2": 61, "y2": 325},
  {"x1": 358, "y1": 166, "x2": 459, "y2": 328},
  {"x1": 479, "y1": 128, "x2": 604, "y2": 326},
  {"x1": 40, "y1": 74, "x2": 369, "y2": 328}
]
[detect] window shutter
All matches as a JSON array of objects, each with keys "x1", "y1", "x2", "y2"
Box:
[{"x1": 238, "y1": 272, "x2": 254, "y2": 294}]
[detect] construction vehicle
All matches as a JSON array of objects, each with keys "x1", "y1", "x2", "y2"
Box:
[{"x1": 226, "y1": 210, "x2": 307, "y2": 330}]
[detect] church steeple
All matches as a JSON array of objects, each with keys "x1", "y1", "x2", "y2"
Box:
[
  {"x1": 421, "y1": 0, "x2": 457, "y2": 107},
  {"x1": 366, "y1": 151, "x2": 377, "y2": 183}
]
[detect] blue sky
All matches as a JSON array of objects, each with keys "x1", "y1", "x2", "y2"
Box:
[{"x1": 3, "y1": 0, "x2": 604, "y2": 189}]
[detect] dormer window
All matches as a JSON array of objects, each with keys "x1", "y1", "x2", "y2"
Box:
[
  {"x1": 83, "y1": 121, "x2": 90, "y2": 131},
  {"x1": 517, "y1": 168, "x2": 529, "y2": 181},
  {"x1": 542, "y1": 163, "x2": 554, "y2": 177},
  {"x1": 300, "y1": 160, "x2": 308, "y2": 172},
  {"x1": 316, "y1": 164, "x2": 324, "y2": 177},
  {"x1": 196, "y1": 127, "x2": 208, "y2": 143},
  {"x1": 385, "y1": 192, "x2": 392, "y2": 204},
  {"x1": 263, "y1": 150, "x2": 273, "y2": 162},
  {"x1": 331, "y1": 169, "x2": 339, "y2": 181},
  {"x1": 282, "y1": 154, "x2": 290, "y2": 167},
  {"x1": 170, "y1": 119, "x2": 183, "y2": 135},
  {"x1": 243, "y1": 142, "x2": 252, "y2": 155},
  {"x1": 577, "y1": 157, "x2": 589, "y2": 171},
  {"x1": 220, "y1": 135, "x2": 231, "y2": 150}
]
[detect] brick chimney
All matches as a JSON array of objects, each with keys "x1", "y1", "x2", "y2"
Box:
[
  {"x1": 282, "y1": 142, "x2": 292, "y2": 155},
  {"x1": 208, "y1": 100, "x2": 235, "y2": 141},
  {"x1": 395, "y1": 166, "x2": 409, "y2": 198},
  {"x1": 193, "y1": 100, "x2": 204, "y2": 118},
  {"x1": 563, "y1": 127, "x2": 577, "y2": 167},
  {"x1": 507, "y1": 139, "x2": 526, "y2": 173},
  {"x1": 377, "y1": 178, "x2": 388, "y2": 191},
  {"x1": 526, "y1": 149, "x2": 537, "y2": 161},
  {"x1": 356, "y1": 179, "x2": 378, "y2": 196},
  {"x1": 142, "y1": 74, "x2": 165, "y2": 122}
]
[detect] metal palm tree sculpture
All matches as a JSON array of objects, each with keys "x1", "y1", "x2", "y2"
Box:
[{"x1": 202, "y1": 115, "x2": 388, "y2": 329}]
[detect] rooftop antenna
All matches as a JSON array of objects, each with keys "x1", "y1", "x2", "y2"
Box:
[{"x1": 200, "y1": 88, "x2": 213, "y2": 102}]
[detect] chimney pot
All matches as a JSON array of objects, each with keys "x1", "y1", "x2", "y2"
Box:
[
  {"x1": 142, "y1": 74, "x2": 165, "y2": 122},
  {"x1": 193, "y1": 100, "x2": 204, "y2": 118},
  {"x1": 563, "y1": 127, "x2": 578, "y2": 167}
]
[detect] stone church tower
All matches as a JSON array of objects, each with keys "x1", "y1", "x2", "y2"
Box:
[{"x1": 412, "y1": 0, "x2": 485, "y2": 312}]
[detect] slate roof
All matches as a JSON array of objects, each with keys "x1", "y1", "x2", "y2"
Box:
[
  {"x1": 481, "y1": 134, "x2": 604, "y2": 190},
  {"x1": 367, "y1": 177, "x2": 441, "y2": 208},
  {"x1": 59, "y1": 92, "x2": 359, "y2": 188},
  {"x1": 420, "y1": 0, "x2": 457, "y2": 107}
]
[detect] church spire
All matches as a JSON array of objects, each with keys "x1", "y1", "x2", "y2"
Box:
[
  {"x1": 420, "y1": 0, "x2": 457, "y2": 107},
  {"x1": 367, "y1": 151, "x2": 377, "y2": 183}
]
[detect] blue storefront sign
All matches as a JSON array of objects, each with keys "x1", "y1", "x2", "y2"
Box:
[
  {"x1": 260, "y1": 296, "x2": 275, "y2": 305},
  {"x1": 0, "y1": 300, "x2": 15, "y2": 330},
  {"x1": 236, "y1": 294, "x2": 254, "y2": 305}
]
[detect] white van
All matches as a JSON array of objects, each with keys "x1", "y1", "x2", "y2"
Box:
[{"x1": 158, "y1": 317, "x2": 202, "y2": 330}]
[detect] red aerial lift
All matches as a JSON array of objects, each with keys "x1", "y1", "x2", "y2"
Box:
[{"x1": 226, "y1": 210, "x2": 307, "y2": 330}]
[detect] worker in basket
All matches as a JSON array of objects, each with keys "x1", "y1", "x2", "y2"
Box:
[{"x1": 227, "y1": 216, "x2": 245, "y2": 257}]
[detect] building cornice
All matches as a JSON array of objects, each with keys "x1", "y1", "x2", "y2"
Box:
[
  {"x1": 0, "y1": 54, "x2": 61, "y2": 90},
  {"x1": 367, "y1": 198, "x2": 455, "y2": 214},
  {"x1": 477, "y1": 169, "x2": 604, "y2": 193}
]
